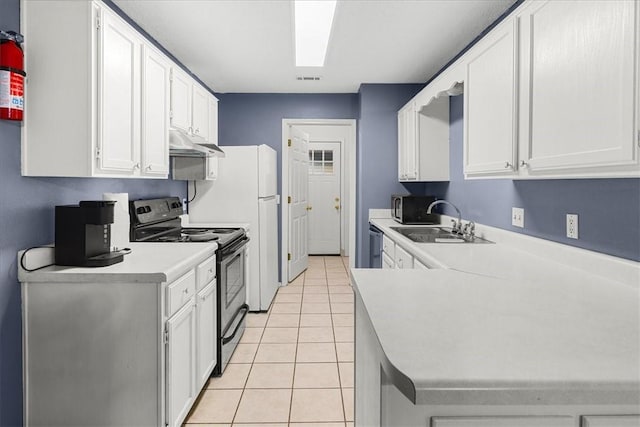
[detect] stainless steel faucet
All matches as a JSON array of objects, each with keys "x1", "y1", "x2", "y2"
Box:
[{"x1": 427, "y1": 200, "x2": 463, "y2": 234}]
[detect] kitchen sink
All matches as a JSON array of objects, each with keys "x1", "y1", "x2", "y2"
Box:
[{"x1": 390, "y1": 226, "x2": 493, "y2": 244}]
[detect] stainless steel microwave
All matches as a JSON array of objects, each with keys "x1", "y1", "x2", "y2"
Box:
[{"x1": 391, "y1": 195, "x2": 439, "y2": 224}]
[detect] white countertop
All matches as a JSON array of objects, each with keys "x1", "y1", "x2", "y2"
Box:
[
  {"x1": 361, "y1": 215, "x2": 640, "y2": 405},
  {"x1": 371, "y1": 217, "x2": 640, "y2": 288},
  {"x1": 351, "y1": 268, "x2": 640, "y2": 405},
  {"x1": 18, "y1": 242, "x2": 217, "y2": 284}
]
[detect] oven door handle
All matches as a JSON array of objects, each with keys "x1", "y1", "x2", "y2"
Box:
[
  {"x1": 222, "y1": 303, "x2": 249, "y2": 345},
  {"x1": 221, "y1": 236, "x2": 250, "y2": 257}
]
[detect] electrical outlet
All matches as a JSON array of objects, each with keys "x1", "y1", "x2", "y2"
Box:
[
  {"x1": 512, "y1": 207, "x2": 524, "y2": 228},
  {"x1": 566, "y1": 214, "x2": 579, "y2": 239}
]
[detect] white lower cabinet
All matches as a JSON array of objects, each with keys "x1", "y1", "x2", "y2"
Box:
[
  {"x1": 394, "y1": 245, "x2": 414, "y2": 269},
  {"x1": 581, "y1": 415, "x2": 640, "y2": 427},
  {"x1": 196, "y1": 282, "x2": 217, "y2": 390},
  {"x1": 21, "y1": 252, "x2": 218, "y2": 427},
  {"x1": 382, "y1": 252, "x2": 395, "y2": 269},
  {"x1": 166, "y1": 299, "x2": 197, "y2": 427},
  {"x1": 432, "y1": 417, "x2": 573, "y2": 427},
  {"x1": 414, "y1": 258, "x2": 429, "y2": 269}
]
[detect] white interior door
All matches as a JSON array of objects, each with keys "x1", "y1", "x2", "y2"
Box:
[
  {"x1": 288, "y1": 127, "x2": 309, "y2": 281},
  {"x1": 308, "y1": 141, "x2": 341, "y2": 254}
]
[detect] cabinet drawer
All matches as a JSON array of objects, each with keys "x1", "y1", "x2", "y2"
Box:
[
  {"x1": 196, "y1": 255, "x2": 216, "y2": 290},
  {"x1": 582, "y1": 415, "x2": 640, "y2": 427},
  {"x1": 382, "y1": 235, "x2": 395, "y2": 259},
  {"x1": 433, "y1": 416, "x2": 574, "y2": 427},
  {"x1": 167, "y1": 270, "x2": 196, "y2": 316}
]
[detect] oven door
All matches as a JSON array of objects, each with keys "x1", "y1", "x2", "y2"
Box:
[{"x1": 217, "y1": 236, "x2": 250, "y2": 373}]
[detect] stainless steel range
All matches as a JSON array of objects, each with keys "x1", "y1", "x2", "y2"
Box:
[{"x1": 130, "y1": 197, "x2": 249, "y2": 375}]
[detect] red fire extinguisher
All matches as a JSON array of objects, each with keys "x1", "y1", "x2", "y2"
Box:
[{"x1": 0, "y1": 30, "x2": 25, "y2": 121}]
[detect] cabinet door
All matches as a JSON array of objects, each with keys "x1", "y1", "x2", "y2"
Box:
[
  {"x1": 97, "y1": 7, "x2": 140, "y2": 173},
  {"x1": 414, "y1": 258, "x2": 429, "y2": 270},
  {"x1": 464, "y1": 18, "x2": 518, "y2": 176},
  {"x1": 141, "y1": 44, "x2": 170, "y2": 177},
  {"x1": 520, "y1": 1, "x2": 637, "y2": 173},
  {"x1": 206, "y1": 156, "x2": 218, "y2": 181},
  {"x1": 395, "y1": 245, "x2": 414, "y2": 269},
  {"x1": 433, "y1": 417, "x2": 573, "y2": 427},
  {"x1": 398, "y1": 104, "x2": 418, "y2": 181},
  {"x1": 208, "y1": 96, "x2": 219, "y2": 145},
  {"x1": 382, "y1": 252, "x2": 395, "y2": 269},
  {"x1": 170, "y1": 68, "x2": 192, "y2": 133},
  {"x1": 196, "y1": 283, "x2": 217, "y2": 390},
  {"x1": 166, "y1": 300, "x2": 196, "y2": 427},
  {"x1": 192, "y1": 84, "x2": 209, "y2": 141},
  {"x1": 582, "y1": 415, "x2": 640, "y2": 427}
]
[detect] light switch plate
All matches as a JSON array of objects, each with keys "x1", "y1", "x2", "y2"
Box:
[{"x1": 512, "y1": 208, "x2": 524, "y2": 228}]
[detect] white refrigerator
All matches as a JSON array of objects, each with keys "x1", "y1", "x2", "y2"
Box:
[{"x1": 189, "y1": 145, "x2": 279, "y2": 311}]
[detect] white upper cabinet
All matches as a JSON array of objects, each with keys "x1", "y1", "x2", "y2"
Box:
[
  {"x1": 141, "y1": 45, "x2": 170, "y2": 176},
  {"x1": 170, "y1": 67, "x2": 192, "y2": 134},
  {"x1": 21, "y1": 1, "x2": 170, "y2": 178},
  {"x1": 397, "y1": 0, "x2": 639, "y2": 180},
  {"x1": 517, "y1": 0, "x2": 639, "y2": 178},
  {"x1": 97, "y1": 7, "x2": 141, "y2": 174},
  {"x1": 398, "y1": 101, "x2": 418, "y2": 181},
  {"x1": 170, "y1": 68, "x2": 218, "y2": 145},
  {"x1": 464, "y1": 18, "x2": 518, "y2": 177},
  {"x1": 192, "y1": 84, "x2": 210, "y2": 141}
]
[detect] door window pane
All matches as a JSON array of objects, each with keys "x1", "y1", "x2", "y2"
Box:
[{"x1": 308, "y1": 149, "x2": 335, "y2": 175}]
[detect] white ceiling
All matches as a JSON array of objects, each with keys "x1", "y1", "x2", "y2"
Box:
[{"x1": 113, "y1": 0, "x2": 517, "y2": 94}]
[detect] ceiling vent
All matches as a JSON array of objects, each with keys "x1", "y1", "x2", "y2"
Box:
[{"x1": 296, "y1": 76, "x2": 321, "y2": 81}]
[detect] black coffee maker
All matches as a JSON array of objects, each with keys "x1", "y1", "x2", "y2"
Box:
[{"x1": 55, "y1": 200, "x2": 124, "y2": 267}]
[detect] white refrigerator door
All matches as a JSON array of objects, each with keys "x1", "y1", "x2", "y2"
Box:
[
  {"x1": 258, "y1": 145, "x2": 277, "y2": 198},
  {"x1": 258, "y1": 196, "x2": 279, "y2": 310}
]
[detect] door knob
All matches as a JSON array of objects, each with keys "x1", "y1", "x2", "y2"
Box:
[
  {"x1": 334, "y1": 205, "x2": 340, "y2": 210},
  {"x1": 334, "y1": 197, "x2": 340, "y2": 202}
]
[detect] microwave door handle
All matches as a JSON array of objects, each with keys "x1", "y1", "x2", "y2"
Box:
[{"x1": 222, "y1": 303, "x2": 249, "y2": 344}]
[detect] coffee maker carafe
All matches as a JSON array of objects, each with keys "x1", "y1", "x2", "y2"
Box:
[{"x1": 55, "y1": 200, "x2": 124, "y2": 267}]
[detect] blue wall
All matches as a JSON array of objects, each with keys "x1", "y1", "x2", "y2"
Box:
[
  {"x1": 0, "y1": 1, "x2": 186, "y2": 425},
  {"x1": 355, "y1": 84, "x2": 425, "y2": 267},
  {"x1": 216, "y1": 93, "x2": 359, "y2": 278},
  {"x1": 419, "y1": 95, "x2": 640, "y2": 261}
]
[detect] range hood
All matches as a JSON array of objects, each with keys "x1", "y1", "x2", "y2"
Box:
[{"x1": 169, "y1": 129, "x2": 225, "y2": 158}]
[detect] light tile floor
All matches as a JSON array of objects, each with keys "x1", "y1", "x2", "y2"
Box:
[{"x1": 185, "y1": 255, "x2": 354, "y2": 427}]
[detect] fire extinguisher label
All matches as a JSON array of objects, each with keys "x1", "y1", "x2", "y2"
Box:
[{"x1": 0, "y1": 70, "x2": 24, "y2": 110}]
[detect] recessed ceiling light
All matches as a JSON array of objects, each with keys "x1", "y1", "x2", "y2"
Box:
[{"x1": 294, "y1": 0, "x2": 337, "y2": 67}]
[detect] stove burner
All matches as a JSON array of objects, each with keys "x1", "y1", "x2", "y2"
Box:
[{"x1": 181, "y1": 228, "x2": 216, "y2": 235}]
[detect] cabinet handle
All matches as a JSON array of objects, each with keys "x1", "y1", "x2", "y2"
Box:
[
  {"x1": 195, "y1": 128, "x2": 200, "y2": 134},
  {"x1": 146, "y1": 165, "x2": 152, "y2": 171},
  {"x1": 133, "y1": 163, "x2": 140, "y2": 170},
  {"x1": 504, "y1": 162, "x2": 512, "y2": 169},
  {"x1": 183, "y1": 288, "x2": 189, "y2": 294},
  {"x1": 519, "y1": 160, "x2": 528, "y2": 168}
]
